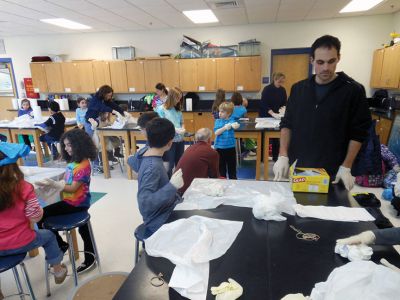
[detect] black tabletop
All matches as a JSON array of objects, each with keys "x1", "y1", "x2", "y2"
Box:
[{"x1": 114, "y1": 185, "x2": 400, "y2": 300}]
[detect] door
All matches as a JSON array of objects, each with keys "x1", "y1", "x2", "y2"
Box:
[
  {"x1": 144, "y1": 60, "x2": 162, "y2": 92},
  {"x1": 216, "y1": 58, "x2": 234, "y2": 91},
  {"x1": 179, "y1": 59, "x2": 198, "y2": 92},
  {"x1": 30, "y1": 63, "x2": 48, "y2": 93},
  {"x1": 271, "y1": 52, "x2": 310, "y2": 96},
  {"x1": 370, "y1": 49, "x2": 384, "y2": 88},
  {"x1": 126, "y1": 60, "x2": 146, "y2": 93},
  {"x1": 109, "y1": 61, "x2": 128, "y2": 93},
  {"x1": 0, "y1": 61, "x2": 18, "y2": 120},
  {"x1": 197, "y1": 59, "x2": 216, "y2": 91},
  {"x1": 161, "y1": 59, "x2": 180, "y2": 89},
  {"x1": 92, "y1": 61, "x2": 111, "y2": 91}
]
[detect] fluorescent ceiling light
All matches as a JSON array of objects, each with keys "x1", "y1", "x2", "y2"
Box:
[
  {"x1": 40, "y1": 18, "x2": 91, "y2": 30},
  {"x1": 340, "y1": 0, "x2": 384, "y2": 13},
  {"x1": 183, "y1": 10, "x2": 218, "y2": 24}
]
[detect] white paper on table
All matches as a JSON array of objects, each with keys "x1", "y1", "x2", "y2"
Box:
[
  {"x1": 176, "y1": 178, "x2": 296, "y2": 211},
  {"x1": 294, "y1": 204, "x2": 375, "y2": 222},
  {"x1": 145, "y1": 216, "x2": 243, "y2": 300},
  {"x1": 310, "y1": 261, "x2": 400, "y2": 300}
]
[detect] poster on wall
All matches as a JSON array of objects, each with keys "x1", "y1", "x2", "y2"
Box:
[{"x1": 24, "y1": 78, "x2": 39, "y2": 98}]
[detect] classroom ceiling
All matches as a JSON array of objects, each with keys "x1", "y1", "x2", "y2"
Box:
[{"x1": 0, "y1": 0, "x2": 399, "y2": 36}]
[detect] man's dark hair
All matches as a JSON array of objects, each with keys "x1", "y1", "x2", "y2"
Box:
[
  {"x1": 138, "y1": 111, "x2": 159, "y2": 129},
  {"x1": 146, "y1": 118, "x2": 175, "y2": 148},
  {"x1": 96, "y1": 85, "x2": 114, "y2": 100},
  {"x1": 311, "y1": 35, "x2": 341, "y2": 58},
  {"x1": 60, "y1": 128, "x2": 97, "y2": 163},
  {"x1": 48, "y1": 101, "x2": 60, "y2": 112}
]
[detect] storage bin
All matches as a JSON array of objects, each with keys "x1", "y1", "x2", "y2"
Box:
[
  {"x1": 112, "y1": 46, "x2": 135, "y2": 60},
  {"x1": 202, "y1": 45, "x2": 238, "y2": 58},
  {"x1": 239, "y1": 41, "x2": 261, "y2": 56}
]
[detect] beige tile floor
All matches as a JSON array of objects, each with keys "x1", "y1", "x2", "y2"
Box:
[{"x1": 1, "y1": 164, "x2": 399, "y2": 299}]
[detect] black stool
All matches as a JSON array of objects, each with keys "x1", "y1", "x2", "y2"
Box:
[
  {"x1": 43, "y1": 211, "x2": 101, "y2": 294},
  {"x1": 0, "y1": 253, "x2": 36, "y2": 300}
]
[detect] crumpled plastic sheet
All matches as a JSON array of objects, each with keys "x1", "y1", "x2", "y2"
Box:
[
  {"x1": 176, "y1": 178, "x2": 296, "y2": 212},
  {"x1": 334, "y1": 243, "x2": 373, "y2": 261}
]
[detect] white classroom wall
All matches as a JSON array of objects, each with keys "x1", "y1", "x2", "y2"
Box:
[{"x1": 0, "y1": 13, "x2": 396, "y2": 97}]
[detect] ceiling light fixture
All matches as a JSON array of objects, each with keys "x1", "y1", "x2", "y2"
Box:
[
  {"x1": 40, "y1": 18, "x2": 91, "y2": 30},
  {"x1": 340, "y1": 0, "x2": 384, "y2": 13},
  {"x1": 183, "y1": 10, "x2": 218, "y2": 24}
]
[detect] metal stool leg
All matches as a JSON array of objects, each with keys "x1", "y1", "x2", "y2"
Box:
[
  {"x1": 87, "y1": 220, "x2": 102, "y2": 273},
  {"x1": 20, "y1": 262, "x2": 36, "y2": 300},
  {"x1": 12, "y1": 266, "x2": 26, "y2": 300},
  {"x1": 66, "y1": 231, "x2": 78, "y2": 286},
  {"x1": 44, "y1": 262, "x2": 51, "y2": 297}
]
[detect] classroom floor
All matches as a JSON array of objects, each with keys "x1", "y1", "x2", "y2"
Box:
[{"x1": 1, "y1": 163, "x2": 400, "y2": 299}]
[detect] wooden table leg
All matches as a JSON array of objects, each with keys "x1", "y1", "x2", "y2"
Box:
[
  {"x1": 99, "y1": 133, "x2": 110, "y2": 179},
  {"x1": 70, "y1": 229, "x2": 80, "y2": 260},
  {"x1": 122, "y1": 132, "x2": 133, "y2": 180},
  {"x1": 255, "y1": 132, "x2": 262, "y2": 180},
  {"x1": 33, "y1": 130, "x2": 44, "y2": 167}
]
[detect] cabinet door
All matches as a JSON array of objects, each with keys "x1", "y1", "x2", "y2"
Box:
[
  {"x1": 193, "y1": 112, "x2": 215, "y2": 139},
  {"x1": 216, "y1": 58, "x2": 234, "y2": 91},
  {"x1": 77, "y1": 62, "x2": 95, "y2": 93},
  {"x1": 30, "y1": 63, "x2": 48, "y2": 93},
  {"x1": 144, "y1": 60, "x2": 162, "y2": 92},
  {"x1": 370, "y1": 49, "x2": 384, "y2": 88},
  {"x1": 92, "y1": 61, "x2": 111, "y2": 91},
  {"x1": 182, "y1": 112, "x2": 195, "y2": 133},
  {"x1": 380, "y1": 45, "x2": 400, "y2": 89},
  {"x1": 179, "y1": 59, "x2": 198, "y2": 92},
  {"x1": 161, "y1": 59, "x2": 180, "y2": 89},
  {"x1": 109, "y1": 61, "x2": 128, "y2": 93},
  {"x1": 379, "y1": 118, "x2": 393, "y2": 145},
  {"x1": 234, "y1": 56, "x2": 261, "y2": 91},
  {"x1": 197, "y1": 59, "x2": 216, "y2": 92},
  {"x1": 126, "y1": 60, "x2": 146, "y2": 93},
  {"x1": 45, "y1": 63, "x2": 64, "y2": 93},
  {"x1": 61, "y1": 62, "x2": 77, "y2": 93}
]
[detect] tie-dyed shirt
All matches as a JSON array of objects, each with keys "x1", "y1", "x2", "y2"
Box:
[{"x1": 62, "y1": 159, "x2": 91, "y2": 208}]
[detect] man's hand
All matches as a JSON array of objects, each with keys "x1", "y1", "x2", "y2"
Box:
[
  {"x1": 273, "y1": 156, "x2": 289, "y2": 181},
  {"x1": 332, "y1": 166, "x2": 355, "y2": 190}
]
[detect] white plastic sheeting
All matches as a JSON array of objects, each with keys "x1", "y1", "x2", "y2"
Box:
[
  {"x1": 294, "y1": 204, "x2": 375, "y2": 222},
  {"x1": 145, "y1": 215, "x2": 243, "y2": 300}
]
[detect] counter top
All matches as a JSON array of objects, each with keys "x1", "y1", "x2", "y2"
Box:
[{"x1": 370, "y1": 108, "x2": 397, "y2": 120}]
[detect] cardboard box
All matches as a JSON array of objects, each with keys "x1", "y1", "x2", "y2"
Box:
[{"x1": 289, "y1": 161, "x2": 330, "y2": 193}]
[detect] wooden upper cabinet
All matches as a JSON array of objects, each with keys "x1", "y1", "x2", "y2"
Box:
[
  {"x1": 370, "y1": 49, "x2": 384, "y2": 88},
  {"x1": 197, "y1": 59, "x2": 216, "y2": 91},
  {"x1": 144, "y1": 60, "x2": 162, "y2": 92},
  {"x1": 126, "y1": 60, "x2": 146, "y2": 93},
  {"x1": 30, "y1": 63, "x2": 48, "y2": 93},
  {"x1": 380, "y1": 45, "x2": 400, "y2": 89},
  {"x1": 216, "y1": 58, "x2": 234, "y2": 91},
  {"x1": 61, "y1": 62, "x2": 77, "y2": 92},
  {"x1": 92, "y1": 61, "x2": 111, "y2": 91},
  {"x1": 45, "y1": 63, "x2": 64, "y2": 93},
  {"x1": 75, "y1": 62, "x2": 95, "y2": 93},
  {"x1": 234, "y1": 56, "x2": 261, "y2": 91},
  {"x1": 179, "y1": 59, "x2": 198, "y2": 92},
  {"x1": 161, "y1": 59, "x2": 180, "y2": 89},
  {"x1": 109, "y1": 61, "x2": 128, "y2": 93}
]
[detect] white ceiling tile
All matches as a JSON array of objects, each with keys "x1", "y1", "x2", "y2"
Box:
[
  {"x1": 166, "y1": 0, "x2": 210, "y2": 11},
  {"x1": 214, "y1": 7, "x2": 248, "y2": 25}
]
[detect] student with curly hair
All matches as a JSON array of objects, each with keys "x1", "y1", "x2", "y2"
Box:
[{"x1": 36, "y1": 128, "x2": 98, "y2": 274}]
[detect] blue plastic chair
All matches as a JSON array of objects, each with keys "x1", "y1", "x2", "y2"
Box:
[
  {"x1": 43, "y1": 211, "x2": 101, "y2": 295},
  {"x1": 0, "y1": 253, "x2": 36, "y2": 300}
]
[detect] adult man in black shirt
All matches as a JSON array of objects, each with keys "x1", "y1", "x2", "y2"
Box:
[{"x1": 273, "y1": 35, "x2": 371, "y2": 190}]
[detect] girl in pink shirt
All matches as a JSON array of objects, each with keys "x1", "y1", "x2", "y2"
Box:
[{"x1": 0, "y1": 143, "x2": 67, "y2": 284}]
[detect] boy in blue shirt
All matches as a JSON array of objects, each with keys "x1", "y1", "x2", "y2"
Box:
[
  {"x1": 128, "y1": 118, "x2": 184, "y2": 239},
  {"x1": 214, "y1": 102, "x2": 238, "y2": 179},
  {"x1": 75, "y1": 97, "x2": 88, "y2": 129}
]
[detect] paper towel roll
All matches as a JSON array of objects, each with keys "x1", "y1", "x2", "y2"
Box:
[
  {"x1": 186, "y1": 98, "x2": 192, "y2": 111},
  {"x1": 59, "y1": 98, "x2": 69, "y2": 111},
  {"x1": 11, "y1": 98, "x2": 18, "y2": 109},
  {"x1": 32, "y1": 105, "x2": 43, "y2": 121}
]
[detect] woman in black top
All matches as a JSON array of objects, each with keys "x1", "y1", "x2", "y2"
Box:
[{"x1": 259, "y1": 73, "x2": 287, "y2": 161}]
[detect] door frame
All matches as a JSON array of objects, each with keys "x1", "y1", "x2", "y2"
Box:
[
  {"x1": 270, "y1": 47, "x2": 312, "y2": 79},
  {"x1": 0, "y1": 57, "x2": 19, "y2": 98}
]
